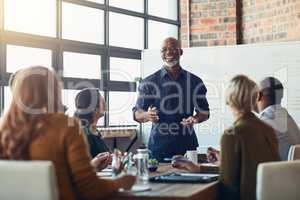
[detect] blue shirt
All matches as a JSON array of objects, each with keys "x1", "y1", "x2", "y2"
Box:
[{"x1": 133, "y1": 67, "x2": 209, "y2": 161}]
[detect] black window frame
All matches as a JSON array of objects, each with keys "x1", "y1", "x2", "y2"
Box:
[{"x1": 0, "y1": 0, "x2": 180, "y2": 127}]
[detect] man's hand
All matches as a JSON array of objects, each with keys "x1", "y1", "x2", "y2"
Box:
[
  {"x1": 90, "y1": 152, "x2": 112, "y2": 171},
  {"x1": 180, "y1": 116, "x2": 198, "y2": 127},
  {"x1": 146, "y1": 106, "x2": 159, "y2": 122},
  {"x1": 207, "y1": 147, "x2": 220, "y2": 164}
]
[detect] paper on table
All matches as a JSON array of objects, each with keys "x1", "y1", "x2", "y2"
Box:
[
  {"x1": 96, "y1": 171, "x2": 112, "y2": 177},
  {"x1": 119, "y1": 185, "x2": 151, "y2": 193}
]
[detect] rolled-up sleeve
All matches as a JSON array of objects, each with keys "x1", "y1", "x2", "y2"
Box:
[
  {"x1": 132, "y1": 81, "x2": 154, "y2": 113},
  {"x1": 194, "y1": 80, "x2": 209, "y2": 114}
]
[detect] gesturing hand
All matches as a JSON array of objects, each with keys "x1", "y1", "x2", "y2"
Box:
[
  {"x1": 180, "y1": 116, "x2": 198, "y2": 127},
  {"x1": 146, "y1": 106, "x2": 159, "y2": 122}
]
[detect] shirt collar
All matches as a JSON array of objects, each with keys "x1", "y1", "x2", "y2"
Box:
[
  {"x1": 258, "y1": 104, "x2": 282, "y2": 118},
  {"x1": 160, "y1": 66, "x2": 185, "y2": 80}
]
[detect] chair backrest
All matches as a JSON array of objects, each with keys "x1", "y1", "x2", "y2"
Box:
[
  {"x1": 0, "y1": 160, "x2": 58, "y2": 200},
  {"x1": 287, "y1": 144, "x2": 300, "y2": 160},
  {"x1": 256, "y1": 160, "x2": 300, "y2": 200}
]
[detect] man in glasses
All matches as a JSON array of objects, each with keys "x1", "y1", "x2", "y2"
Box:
[{"x1": 133, "y1": 37, "x2": 210, "y2": 162}]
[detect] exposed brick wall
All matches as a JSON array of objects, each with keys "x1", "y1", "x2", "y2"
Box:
[
  {"x1": 180, "y1": 0, "x2": 237, "y2": 47},
  {"x1": 180, "y1": 0, "x2": 190, "y2": 48},
  {"x1": 180, "y1": 0, "x2": 300, "y2": 46},
  {"x1": 243, "y1": 0, "x2": 300, "y2": 43}
]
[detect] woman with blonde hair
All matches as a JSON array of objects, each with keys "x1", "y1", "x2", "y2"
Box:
[
  {"x1": 0, "y1": 66, "x2": 135, "y2": 200},
  {"x1": 173, "y1": 75, "x2": 279, "y2": 200}
]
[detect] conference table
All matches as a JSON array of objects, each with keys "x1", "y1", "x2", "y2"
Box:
[{"x1": 104, "y1": 164, "x2": 219, "y2": 200}]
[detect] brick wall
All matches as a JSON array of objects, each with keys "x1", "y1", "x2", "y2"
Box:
[
  {"x1": 243, "y1": 0, "x2": 300, "y2": 43},
  {"x1": 180, "y1": 0, "x2": 300, "y2": 46},
  {"x1": 180, "y1": 0, "x2": 237, "y2": 47}
]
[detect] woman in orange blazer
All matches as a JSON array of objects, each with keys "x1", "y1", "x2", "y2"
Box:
[{"x1": 0, "y1": 66, "x2": 135, "y2": 200}]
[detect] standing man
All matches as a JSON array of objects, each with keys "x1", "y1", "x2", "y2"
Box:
[
  {"x1": 133, "y1": 37, "x2": 210, "y2": 162},
  {"x1": 257, "y1": 77, "x2": 300, "y2": 160}
]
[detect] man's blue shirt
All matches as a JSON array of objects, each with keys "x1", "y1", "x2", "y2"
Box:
[{"x1": 133, "y1": 67, "x2": 209, "y2": 161}]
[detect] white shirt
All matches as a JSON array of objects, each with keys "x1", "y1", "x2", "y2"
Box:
[{"x1": 259, "y1": 105, "x2": 300, "y2": 160}]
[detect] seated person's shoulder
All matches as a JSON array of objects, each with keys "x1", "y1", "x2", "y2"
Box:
[
  {"x1": 223, "y1": 123, "x2": 248, "y2": 137},
  {"x1": 44, "y1": 113, "x2": 81, "y2": 132},
  {"x1": 223, "y1": 126, "x2": 236, "y2": 136}
]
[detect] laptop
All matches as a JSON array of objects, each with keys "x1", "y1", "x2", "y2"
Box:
[{"x1": 149, "y1": 172, "x2": 219, "y2": 183}]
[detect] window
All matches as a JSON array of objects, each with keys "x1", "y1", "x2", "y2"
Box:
[
  {"x1": 63, "y1": 52, "x2": 101, "y2": 79},
  {"x1": 62, "y1": 2, "x2": 104, "y2": 44},
  {"x1": 110, "y1": 57, "x2": 141, "y2": 82},
  {"x1": 148, "y1": 0, "x2": 178, "y2": 20},
  {"x1": 87, "y1": 0, "x2": 104, "y2": 4},
  {"x1": 109, "y1": 0, "x2": 144, "y2": 13},
  {"x1": 4, "y1": 0, "x2": 56, "y2": 37},
  {"x1": 148, "y1": 20, "x2": 178, "y2": 49},
  {"x1": 6, "y1": 45, "x2": 52, "y2": 73},
  {"x1": 109, "y1": 12, "x2": 144, "y2": 49},
  {"x1": 3, "y1": 87, "x2": 12, "y2": 115},
  {"x1": 0, "y1": 0, "x2": 179, "y2": 127},
  {"x1": 109, "y1": 92, "x2": 138, "y2": 126}
]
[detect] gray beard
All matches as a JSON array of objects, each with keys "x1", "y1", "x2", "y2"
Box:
[{"x1": 164, "y1": 60, "x2": 179, "y2": 68}]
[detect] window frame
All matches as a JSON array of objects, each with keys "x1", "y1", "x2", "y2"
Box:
[{"x1": 0, "y1": 0, "x2": 180, "y2": 127}]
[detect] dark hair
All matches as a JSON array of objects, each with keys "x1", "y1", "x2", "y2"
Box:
[
  {"x1": 259, "y1": 77, "x2": 284, "y2": 105},
  {"x1": 74, "y1": 88, "x2": 101, "y2": 127}
]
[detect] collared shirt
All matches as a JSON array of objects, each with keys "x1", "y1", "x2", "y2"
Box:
[
  {"x1": 133, "y1": 67, "x2": 209, "y2": 161},
  {"x1": 258, "y1": 105, "x2": 300, "y2": 160}
]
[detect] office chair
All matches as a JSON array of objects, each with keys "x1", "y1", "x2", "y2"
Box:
[
  {"x1": 256, "y1": 160, "x2": 300, "y2": 200},
  {"x1": 0, "y1": 160, "x2": 58, "y2": 200}
]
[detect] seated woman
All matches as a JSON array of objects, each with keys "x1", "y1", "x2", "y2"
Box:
[
  {"x1": 0, "y1": 66, "x2": 135, "y2": 200},
  {"x1": 74, "y1": 88, "x2": 111, "y2": 171},
  {"x1": 173, "y1": 75, "x2": 279, "y2": 200}
]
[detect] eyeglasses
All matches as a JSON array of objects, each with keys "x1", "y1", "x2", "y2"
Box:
[{"x1": 160, "y1": 47, "x2": 180, "y2": 53}]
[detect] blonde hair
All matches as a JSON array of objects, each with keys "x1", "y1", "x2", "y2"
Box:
[
  {"x1": 225, "y1": 75, "x2": 258, "y2": 113},
  {"x1": 0, "y1": 66, "x2": 63, "y2": 159}
]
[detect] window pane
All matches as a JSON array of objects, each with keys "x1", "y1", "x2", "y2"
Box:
[
  {"x1": 3, "y1": 87, "x2": 12, "y2": 115},
  {"x1": 110, "y1": 58, "x2": 141, "y2": 82},
  {"x1": 6, "y1": 45, "x2": 52, "y2": 73},
  {"x1": 4, "y1": 0, "x2": 56, "y2": 37},
  {"x1": 62, "y1": 89, "x2": 104, "y2": 126},
  {"x1": 87, "y1": 0, "x2": 104, "y2": 4},
  {"x1": 148, "y1": 0, "x2": 177, "y2": 20},
  {"x1": 62, "y1": 2, "x2": 104, "y2": 44},
  {"x1": 63, "y1": 52, "x2": 101, "y2": 79},
  {"x1": 109, "y1": 12, "x2": 143, "y2": 49},
  {"x1": 148, "y1": 21, "x2": 178, "y2": 49},
  {"x1": 62, "y1": 89, "x2": 79, "y2": 117},
  {"x1": 109, "y1": 0, "x2": 143, "y2": 13},
  {"x1": 109, "y1": 92, "x2": 137, "y2": 126}
]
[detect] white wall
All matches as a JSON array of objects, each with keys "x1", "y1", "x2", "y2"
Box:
[{"x1": 141, "y1": 41, "x2": 300, "y2": 149}]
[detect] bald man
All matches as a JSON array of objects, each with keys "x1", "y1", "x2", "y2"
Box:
[
  {"x1": 257, "y1": 77, "x2": 300, "y2": 160},
  {"x1": 133, "y1": 37, "x2": 210, "y2": 162}
]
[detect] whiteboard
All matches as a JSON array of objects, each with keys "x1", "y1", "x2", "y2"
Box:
[{"x1": 141, "y1": 41, "x2": 300, "y2": 149}]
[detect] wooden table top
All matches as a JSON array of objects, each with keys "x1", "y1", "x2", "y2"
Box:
[{"x1": 107, "y1": 164, "x2": 218, "y2": 200}]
